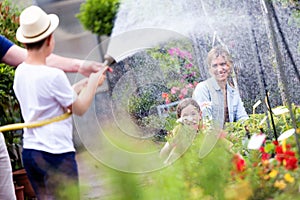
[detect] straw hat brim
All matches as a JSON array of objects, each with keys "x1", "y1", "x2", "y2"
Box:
[{"x1": 16, "y1": 14, "x2": 59, "y2": 44}]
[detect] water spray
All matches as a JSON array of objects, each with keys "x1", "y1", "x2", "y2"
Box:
[{"x1": 262, "y1": 0, "x2": 300, "y2": 154}]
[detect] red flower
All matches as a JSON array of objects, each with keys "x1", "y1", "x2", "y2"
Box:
[
  {"x1": 261, "y1": 153, "x2": 270, "y2": 161},
  {"x1": 237, "y1": 159, "x2": 246, "y2": 172},
  {"x1": 275, "y1": 146, "x2": 285, "y2": 163},
  {"x1": 232, "y1": 154, "x2": 246, "y2": 172},
  {"x1": 162, "y1": 92, "x2": 169, "y2": 99},
  {"x1": 273, "y1": 140, "x2": 279, "y2": 146},
  {"x1": 274, "y1": 143, "x2": 298, "y2": 170},
  {"x1": 285, "y1": 150, "x2": 295, "y2": 157},
  {"x1": 275, "y1": 145, "x2": 283, "y2": 154},
  {"x1": 285, "y1": 156, "x2": 298, "y2": 170},
  {"x1": 259, "y1": 146, "x2": 271, "y2": 160}
]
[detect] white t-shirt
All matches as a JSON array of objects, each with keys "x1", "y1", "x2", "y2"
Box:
[{"x1": 13, "y1": 62, "x2": 77, "y2": 154}]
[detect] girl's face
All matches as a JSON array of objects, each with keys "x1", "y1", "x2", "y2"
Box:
[
  {"x1": 180, "y1": 105, "x2": 202, "y2": 130},
  {"x1": 209, "y1": 55, "x2": 231, "y2": 82}
]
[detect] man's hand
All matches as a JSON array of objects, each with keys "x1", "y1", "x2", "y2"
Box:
[{"x1": 78, "y1": 60, "x2": 113, "y2": 77}]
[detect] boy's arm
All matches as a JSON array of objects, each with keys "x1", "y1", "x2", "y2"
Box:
[
  {"x1": 70, "y1": 66, "x2": 108, "y2": 116},
  {"x1": 72, "y1": 78, "x2": 88, "y2": 94}
]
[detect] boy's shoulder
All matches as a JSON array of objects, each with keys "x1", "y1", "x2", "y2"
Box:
[{"x1": 17, "y1": 62, "x2": 66, "y2": 78}]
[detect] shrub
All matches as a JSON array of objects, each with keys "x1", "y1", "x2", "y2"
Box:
[
  {"x1": 0, "y1": 0, "x2": 23, "y2": 170},
  {"x1": 76, "y1": 0, "x2": 120, "y2": 36}
]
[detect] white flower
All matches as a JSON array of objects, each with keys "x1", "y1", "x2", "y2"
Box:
[{"x1": 200, "y1": 101, "x2": 212, "y2": 109}]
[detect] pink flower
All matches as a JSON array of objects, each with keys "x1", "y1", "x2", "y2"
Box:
[
  {"x1": 186, "y1": 83, "x2": 194, "y2": 88},
  {"x1": 178, "y1": 51, "x2": 185, "y2": 58},
  {"x1": 174, "y1": 48, "x2": 180, "y2": 54},
  {"x1": 168, "y1": 48, "x2": 175, "y2": 56},
  {"x1": 180, "y1": 88, "x2": 188, "y2": 96},
  {"x1": 186, "y1": 52, "x2": 192, "y2": 60},
  {"x1": 185, "y1": 63, "x2": 192, "y2": 69},
  {"x1": 171, "y1": 87, "x2": 179, "y2": 94},
  {"x1": 168, "y1": 47, "x2": 180, "y2": 57},
  {"x1": 165, "y1": 97, "x2": 170, "y2": 104}
]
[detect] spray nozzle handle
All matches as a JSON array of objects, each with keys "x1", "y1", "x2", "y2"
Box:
[{"x1": 104, "y1": 54, "x2": 116, "y2": 66}]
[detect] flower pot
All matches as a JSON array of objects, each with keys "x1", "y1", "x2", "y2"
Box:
[
  {"x1": 14, "y1": 185, "x2": 24, "y2": 200},
  {"x1": 13, "y1": 169, "x2": 35, "y2": 199}
]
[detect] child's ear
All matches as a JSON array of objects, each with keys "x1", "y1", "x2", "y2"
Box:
[{"x1": 46, "y1": 34, "x2": 52, "y2": 46}]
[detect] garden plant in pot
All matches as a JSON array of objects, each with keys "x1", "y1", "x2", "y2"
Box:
[{"x1": 76, "y1": 0, "x2": 120, "y2": 58}]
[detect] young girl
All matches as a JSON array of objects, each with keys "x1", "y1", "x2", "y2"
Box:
[{"x1": 160, "y1": 98, "x2": 202, "y2": 164}]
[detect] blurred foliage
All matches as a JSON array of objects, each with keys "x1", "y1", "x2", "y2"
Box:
[
  {"x1": 128, "y1": 85, "x2": 167, "y2": 125},
  {"x1": 0, "y1": 0, "x2": 21, "y2": 45},
  {"x1": 0, "y1": 0, "x2": 23, "y2": 171},
  {"x1": 225, "y1": 104, "x2": 300, "y2": 154},
  {"x1": 0, "y1": 0, "x2": 22, "y2": 126},
  {"x1": 105, "y1": 129, "x2": 235, "y2": 200},
  {"x1": 76, "y1": 0, "x2": 120, "y2": 36},
  {"x1": 274, "y1": 0, "x2": 300, "y2": 12},
  {"x1": 148, "y1": 39, "x2": 199, "y2": 97},
  {"x1": 103, "y1": 105, "x2": 300, "y2": 200},
  {"x1": 225, "y1": 104, "x2": 300, "y2": 198}
]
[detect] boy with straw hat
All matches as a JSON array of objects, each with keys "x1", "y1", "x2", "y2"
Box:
[{"x1": 14, "y1": 5, "x2": 108, "y2": 199}]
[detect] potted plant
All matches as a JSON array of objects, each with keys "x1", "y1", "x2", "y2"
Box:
[
  {"x1": 76, "y1": 0, "x2": 120, "y2": 37},
  {"x1": 76, "y1": 0, "x2": 120, "y2": 58}
]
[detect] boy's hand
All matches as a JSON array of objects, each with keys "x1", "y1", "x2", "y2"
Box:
[{"x1": 89, "y1": 66, "x2": 109, "y2": 87}]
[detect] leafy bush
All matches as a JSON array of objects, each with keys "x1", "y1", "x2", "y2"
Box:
[
  {"x1": 148, "y1": 41, "x2": 199, "y2": 104},
  {"x1": 0, "y1": 64, "x2": 21, "y2": 126},
  {"x1": 0, "y1": 0, "x2": 23, "y2": 171},
  {"x1": 126, "y1": 40, "x2": 200, "y2": 140},
  {"x1": 0, "y1": 0, "x2": 21, "y2": 45},
  {"x1": 103, "y1": 105, "x2": 299, "y2": 200},
  {"x1": 0, "y1": 0, "x2": 22, "y2": 126},
  {"x1": 76, "y1": 0, "x2": 120, "y2": 36}
]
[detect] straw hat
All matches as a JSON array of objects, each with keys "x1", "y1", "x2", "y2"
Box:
[{"x1": 16, "y1": 5, "x2": 59, "y2": 43}]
